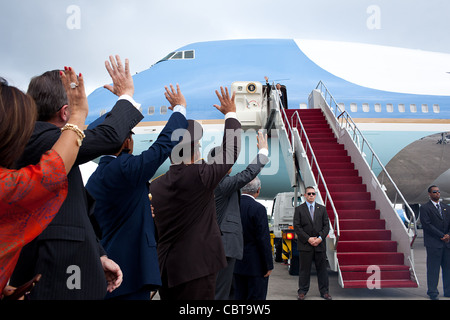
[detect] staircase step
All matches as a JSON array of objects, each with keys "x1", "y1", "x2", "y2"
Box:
[
  {"x1": 339, "y1": 219, "x2": 385, "y2": 230},
  {"x1": 304, "y1": 129, "x2": 334, "y2": 137},
  {"x1": 341, "y1": 264, "x2": 415, "y2": 285},
  {"x1": 297, "y1": 109, "x2": 322, "y2": 115},
  {"x1": 328, "y1": 192, "x2": 371, "y2": 201},
  {"x1": 325, "y1": 176, "x2": 362, "y2": 184},
  {"x1": 300, "y1": 119, "x2": 329, "y2": 125},
  {"x1": 315, "y1": 155, "x2": 352, "y2": 163},
  {"x1": 338, "y1": 252, "x2": 404, "y2": 266},
  {"x1": 342, "y1": 280, "x2": 418, "y2": 288},
  {"x1": 342, "y1": 270, "x2": 411, "y2": 281},
  {"x1": 340, "y1": 264, "x2": 410, "y2": 272},
  {"x1": 328, "y1": 200, "x2": 376, "y2": 210},
  {"x1": 314, "y1": 162, "x2": 354, "y2": 170},
  {"x1": 339, "y1": 230, "x2": 391, "y2": 241},
  {"x1": 297, "y1": 112, "x2": 324, "y2": 117},
  {"x1": 302, "y1": 121, "x2": 331, "y2": 128},
  {"x1": 338, "y1": 240, "x2": 397, "y2": 252},
  {"x1": 304, "y1": 136, "x2": 336, "y2": 144},
  {"x1": 325, "y1": 184, "x2": 366, "y2": 192},
  {"x1": 295, "y1": 112, "x2": 323, "y2": 118},
  {"x1": 304, "y1": 140, "x2": 339, "y2": 148},
  {"x1": 330, "y1": 209, "x2": 380, "y2": 219},
  {"x1": 319, "y1": 169, "x2": 359, "y2": 177},
  {"x1": 311, "y1": 143, "x2": 345, "y2": 151},
  {"x1": 312, "y1": 149, "x2": 348, "y2": 157}
]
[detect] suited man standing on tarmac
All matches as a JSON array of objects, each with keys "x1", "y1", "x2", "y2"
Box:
[
  {"x1": 420, "y1": 185, "x2": 450, "y2": 300},
  {"x1": 294, "y1": 186, "x2": 331, "y2": 300},
  {"x1": 212, "y1": 131, "x2": 269, "y2": 300}
]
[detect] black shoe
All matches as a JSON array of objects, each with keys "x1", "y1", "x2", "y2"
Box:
[
  {"x1": 429, "y1": 295, "x2": 439, "y2": 300},
  {"x1": 321, "y1": 293, "x2": 332, "y2": 300}
]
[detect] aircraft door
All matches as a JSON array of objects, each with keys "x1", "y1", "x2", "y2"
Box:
[{"x1": 232, "y1": 81, "x2": 264, "y2": 128}]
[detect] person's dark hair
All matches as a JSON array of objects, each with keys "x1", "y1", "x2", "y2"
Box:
[
  {"x1": 27, "y1": 70, "x2": 67, "y2": 121},
  {"x1": 0, "y1": 78, "x2": 37, "y2": 168},
  {"x1": 428, "y1": 185, "x2": 438, "y2": 193},
  {"x1": 116, "y1": 131, "x2": 134, "y2": 155}
]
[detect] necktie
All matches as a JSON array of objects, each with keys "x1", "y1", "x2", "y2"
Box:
[
  {"x1": 437, "y1": 203, "x2": 442, "y2": 217},
  {"x1": 310, "y1": 205, "x2": 314, "y2": 220}
]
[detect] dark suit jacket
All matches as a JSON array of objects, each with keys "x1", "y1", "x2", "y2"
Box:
[
  {"x1": 214, "y1": 152, "x2": 269, "y2": 260},
  {"x1": 150, "y1": 117, "x2": 241, "y2": 288},
  {"x1": 85, "y1": 112, "x2": 187, "y2": 298},
  {"x1": 420, "y1": 200, "x2": 450, "y2": 249},
  {"x1": 294, "y1": 202, "x2": 330, "y2": 252},
  {"x1": 234, "y1": 195, "x2": 273, "y2": 277},
  {"x1": 265, "y1": 83, "x2": 288, "y2": 109},
  {"x1": 10, "y1": 99, "x2": 143, "y2": 299}
]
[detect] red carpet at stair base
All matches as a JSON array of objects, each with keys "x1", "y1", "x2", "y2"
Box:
[{"x1": 284, "y1": 108, "x2": 418, "y2": 289}]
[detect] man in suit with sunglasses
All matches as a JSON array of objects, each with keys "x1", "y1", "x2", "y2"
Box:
[
  {"x1": 420, "y1": 185, "x2": 450, "y2": 300},
  {"x1": 293, "y1": 186, "x2": 331, "y2": 300}
]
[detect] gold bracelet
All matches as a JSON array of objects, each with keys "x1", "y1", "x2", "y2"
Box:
[{"x1": 61, "y1": 123, "x2": 86, "y2": 147}]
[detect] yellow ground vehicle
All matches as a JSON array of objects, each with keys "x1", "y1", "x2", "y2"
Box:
[{"x1": 271, "y1": 192, "x2": 300, "y2": 275}]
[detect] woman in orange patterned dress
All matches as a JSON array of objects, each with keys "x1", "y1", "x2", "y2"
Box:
[{"x1": 0, "y1": 68, "x2": 88, "y2": 298}]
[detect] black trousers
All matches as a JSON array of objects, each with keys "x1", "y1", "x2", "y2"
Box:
[
  {"x1": 108, "y1": 287, "x2": 152, "y2": 300},
  {"x1": 234, "y1": 274, "x2": 269, "y2": 300},
  {"x1": 298, "y1": 249, "x2": 329, "y2": 295},
  {"x1": 159, "y1": 271, "x2": 217, "y2": 300},
  {"x1": 426, "y1": 246, "x2": 450, "y2": 297}
]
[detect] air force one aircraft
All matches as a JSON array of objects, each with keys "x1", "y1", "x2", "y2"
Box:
[{"x1": 86, "y1": 38, "x2": 450, "y2": 206}]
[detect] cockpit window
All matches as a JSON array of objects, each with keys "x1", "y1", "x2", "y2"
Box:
[
  {"x1": 156, "y1": 50, "x2": 195, "y2": 64},
  {"x1": 160, "y1": 52, "x2": 176, "y2": 61},
  {"x1": 171, "y1": 52, "x2": 183, "y2": 59},
  {"x1": 184, "y1": 50, "x2": 194, "y2": 59}
]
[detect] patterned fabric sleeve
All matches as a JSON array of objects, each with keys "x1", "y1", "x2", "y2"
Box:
[{"x1": 0, "y1": 149, "x2": 68, "y2": 292}]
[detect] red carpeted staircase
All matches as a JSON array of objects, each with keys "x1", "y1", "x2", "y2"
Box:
[{"x1": 284, "y1": 108, "x2": 417, "y2": 288}]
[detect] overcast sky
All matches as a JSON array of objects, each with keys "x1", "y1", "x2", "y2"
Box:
[{"x1": 1, "y1": 0, "x2": 450, "y2": 94}]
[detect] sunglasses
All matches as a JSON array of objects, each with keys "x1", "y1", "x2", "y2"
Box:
[
  {"x1": 307, "y1": 192, "x2": 316, "y2": 196},
  {"x1": 432, "y1": 190, "x2": 441, "y2": 194}
]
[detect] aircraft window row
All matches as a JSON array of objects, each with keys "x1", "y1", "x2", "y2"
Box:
[
  {"x1": 147, "y1": 106, "x2": 168, "y2": 115},
  {"x1": 338, "y1": 103, "x2": 440, "y2": 114},
  {"x1": 100, "y1": 106, "x2": 169, "y2": 117}
]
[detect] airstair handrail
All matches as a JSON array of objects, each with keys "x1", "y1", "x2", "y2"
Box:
[
  {"x1": 315, "y1": 81, "x2": 418, "y2": 247},
  {"x1": 276, "y1": 92, "x2": 341, "y2": 247}
]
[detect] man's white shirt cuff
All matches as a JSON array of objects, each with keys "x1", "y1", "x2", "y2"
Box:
[
  {"x1": 118, "y1": 94, "x2": 141, "y2": 110},
  {"x1": 225, "y1": 112, "x2": 237, "y2": 120},
  {"x1": 173, "y1": 105, "x2": 187, "y2": 117},
  {"x1": 258, "y1": 148, "x2": 269, "y2": 157}
]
